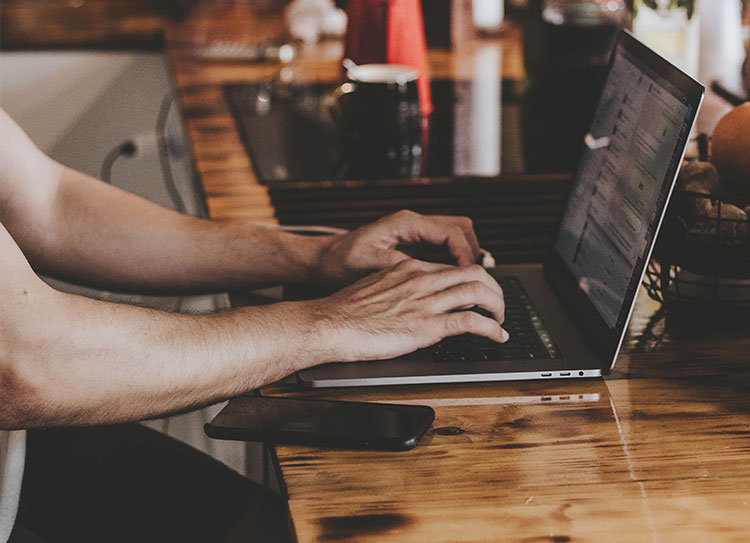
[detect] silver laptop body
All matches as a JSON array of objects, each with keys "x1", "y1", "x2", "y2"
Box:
[{"x1": 298, "y1": 31, "x2": 705, "y2": 388}]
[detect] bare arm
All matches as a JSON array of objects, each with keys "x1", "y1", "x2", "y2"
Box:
[
  {"x1": 0, "y1": 109, "x2": 480, "y2": 293},
  {"x1": 0, "y1": 219, "x2": 322, "y2": 427},
  {"x1": 0, "y1": 108, "x2": 506, "y2": 430},
  {"x1": 0, "y1": 220, "x2": 505, "y2": 429},
  {"x1": 0, "y1": 107, "x2": 327, "y2": 292}
]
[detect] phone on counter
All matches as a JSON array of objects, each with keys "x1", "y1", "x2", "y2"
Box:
[{"x1": 204, "y1": 395, "x2": 435, "y2": 451}]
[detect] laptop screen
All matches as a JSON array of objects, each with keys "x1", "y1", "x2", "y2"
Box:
[{"x1": 547, "y1": 31, "x2": 703, "y2": 362}]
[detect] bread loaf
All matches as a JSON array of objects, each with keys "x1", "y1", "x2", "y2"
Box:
[{"x1": 674, "y1": 161, "x2": 719, "y2": 227}]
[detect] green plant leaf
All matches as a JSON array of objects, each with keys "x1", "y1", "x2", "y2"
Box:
[
  {"x1": 636, "y1": 0, "x2": 695, "y2": 18},
  {"x1": 684, "y1": 0, "x2": 695, "y2": 19}
]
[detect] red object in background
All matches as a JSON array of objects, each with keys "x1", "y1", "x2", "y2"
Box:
[{"x1": 344, "y1": 0, "x2": 433, "y2": 116}]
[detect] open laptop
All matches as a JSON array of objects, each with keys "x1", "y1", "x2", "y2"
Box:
[{"x1": 297, "y1": 31, "x2": 704, "y2": 388}]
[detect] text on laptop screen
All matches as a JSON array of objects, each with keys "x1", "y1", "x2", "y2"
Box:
[{"x1": 554, "y1": 43, "x2": 695, "y2": 329}]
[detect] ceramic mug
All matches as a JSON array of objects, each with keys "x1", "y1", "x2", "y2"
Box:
[
  {"x1": 343, "y1": 0, "x2": 432, "y2": 116},
  {"x1": 331, "y1": 63, "x2": 423, "y2": 179}
]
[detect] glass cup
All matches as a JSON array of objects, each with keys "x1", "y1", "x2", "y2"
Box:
[{"x1": 540, "y1": 0, "x2": 628, "y2": 68}]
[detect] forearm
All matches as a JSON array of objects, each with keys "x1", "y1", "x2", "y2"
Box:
[
  {"x1": 3, "y1": 286, "x2": 328, "y2": 429},
  {"x1": 1, "y1": 232, "x2": 507, "y2": 430},
  {"x1": 17, "y1": 163, "x2": 331, "y2": 293},
  {"x1": 0, "y1": 108, "x2": 505, "y2": 432}
]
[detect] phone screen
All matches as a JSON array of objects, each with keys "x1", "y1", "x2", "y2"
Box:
[{"x1": 205, "y1": 395, "x2": 435, "y2": 451}]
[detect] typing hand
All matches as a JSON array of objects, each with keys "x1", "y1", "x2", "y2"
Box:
[
  {"x1": 314, "y1": 210, "x2": 481, "y2": 285},
  {"x1": 303, "y1": 259, "x2": 508, "y2": 364}
]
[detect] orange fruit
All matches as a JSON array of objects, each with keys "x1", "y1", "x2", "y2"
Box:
[{"x1": 711, "y1": 102, "x2": 750, "y2": 187}]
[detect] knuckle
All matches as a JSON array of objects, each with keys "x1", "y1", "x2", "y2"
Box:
[
  {"x1": 395, "y1": 209, "x2": 416, "y2": 220},
  {"x1": 445, "y1": 314, "x2": 464, "y2": 336},
  {"x1": 459, "y1": 216, "x2": 473, "y2": 230},
  {"x1": 451, "y1": 224, "x2": 465, "y2": 238},
  {"x1": 404, "y1": 272, "x2": 429, "y2": 291},
  {"x1": 461, "y1": 311, "x2": 483, "y2": 331},
  {"x1": 466, "y1": 280, "x2": 485, "y2": 296},
  {"x1": 456, "y1": 310, "x2": 481, "y2": 330},
  {"x1": 395, "y1": 258, "x2": 426, "y2": 276},
  {"x1": 467, "y1": 264, "x2": 487, "y2": 277},
  {"x1": 397, "y1": 258, "x2": 419, "y2": 271}
]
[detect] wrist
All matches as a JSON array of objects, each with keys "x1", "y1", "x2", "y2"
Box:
[
  {"x1": 274, "y1": 299, "x2": 343, "y2": 370},
  {"x1": 293, "y1": 233, "x2": 340, "y2": 284}
]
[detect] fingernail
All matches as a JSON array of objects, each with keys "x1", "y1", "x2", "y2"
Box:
[{"x1": 501, "y1": 328, "x2": 510, "y2": 342}]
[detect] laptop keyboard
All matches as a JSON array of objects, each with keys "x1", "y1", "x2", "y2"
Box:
[{"x1": 431, "y1": 276, "x2": 562, "y2": 363}]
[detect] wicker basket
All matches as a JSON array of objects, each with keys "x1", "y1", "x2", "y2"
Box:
[{"x1": 644, "y1": 189, "x2": 750, "y2": 309}]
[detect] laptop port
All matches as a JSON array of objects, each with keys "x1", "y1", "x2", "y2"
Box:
[{"x1": 559, "y1": 372, "x2": 571, "y2": 376}]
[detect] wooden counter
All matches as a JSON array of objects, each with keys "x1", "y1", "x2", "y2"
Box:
[
  {"x1": 162, "y1": 6, "x2": 749, "y2": 542},
  {"x1": 161, "y1": 2, "x2": 531, "y2": 230},
  {"x1": 263, "y1": 291, "x2": 750, "y2": 543},
  {"x1": 1, "y1": 0, "x2": 173, "y2": 50}
]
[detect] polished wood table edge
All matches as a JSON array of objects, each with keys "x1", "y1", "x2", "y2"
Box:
[
  {"x1": 257, "y1": 365, "x2": 750, "y2": 541},
  {"x1": 0, "y1": 0, "x2": 185, "y2": 51},
  {"x1": 0, "y1": 39, "x2": 165, "y2": 52},
  {"x1": 263, "y1": 172, "x2": 573, "y2": 191}
]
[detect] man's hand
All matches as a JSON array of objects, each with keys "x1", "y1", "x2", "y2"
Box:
[
  {"x1": 314, "y1": 210, "x2": 481, "y2": 285},
  {"x1": 302, "y1": 259, "x2": 508, "y2": 364}
]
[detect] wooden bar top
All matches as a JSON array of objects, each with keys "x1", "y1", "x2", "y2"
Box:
[
  {"x1": 1, "y1": 0, "x2": 174, "y2": 50},
  {"x1": 264, "y1": 292, "x2": 750, "y2": 542},
  {"x1": 268, "y1": 376, "x2": 750, "y2": 542},
  {"x1": 160, "y1": 2, "x2": 530, "y2": 228}
]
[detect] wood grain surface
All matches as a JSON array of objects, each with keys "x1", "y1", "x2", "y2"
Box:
[
  {"x1": 269, "y1": 375, "x2": 750, "y2": 543},
  {"x1": 262, "y1": 286, "x2": 750, "y2": 542}
]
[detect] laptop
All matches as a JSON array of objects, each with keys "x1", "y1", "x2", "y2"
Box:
[{"x1": 297, "y1": 31, "x2": 704, "y2": 388}]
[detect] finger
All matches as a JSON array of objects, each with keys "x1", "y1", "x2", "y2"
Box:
[
  {"x1": 374, "y1": 248, "x2": 411, "y2": 269},
  {"x1": 366, "y1": 258, "x2": 447, "y2": 292},
  {"x1": 408, "y1": 264, "x2": 503, "y2": 303},
  {"x1": 439, "y1": 310, "x2": 509, "y2": 343},
  {"x1": 434, "y1": 215, "x2": 481, "y2": 266},
  {"x1": 427, "y1": 281, "x2": 506, "y2": 325},
  {"x1": 340, "y1": 258, "x2": 451, "y2": 296},
  {"x1": 387, "y1": 258, "x2": 453, "y2": 277},
  {"x1": 387, "y1": 211, "x2": 480, "y2": 266},
  {"x1": 342, "y1": 247, "x2": 413, "y2": 282}
]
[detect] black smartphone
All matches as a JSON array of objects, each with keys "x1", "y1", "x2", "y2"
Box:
[{"x1": 204, "y1": 395, "x2": 435, "y2": 451}]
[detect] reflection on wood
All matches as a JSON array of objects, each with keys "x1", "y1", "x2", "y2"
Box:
[{"x1": 265, "y1": 376, "x2": 750, "y2": 542}]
